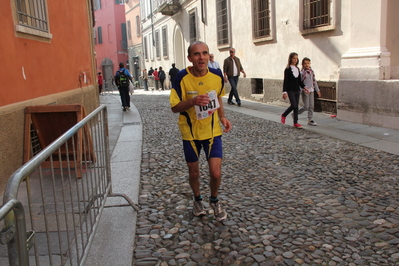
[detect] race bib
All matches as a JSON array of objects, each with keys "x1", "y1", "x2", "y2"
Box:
[{"x1": 194, "y1": 90, "x2": 220, "y2": 120}]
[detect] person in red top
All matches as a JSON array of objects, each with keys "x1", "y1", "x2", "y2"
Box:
[
  {"x1": 153, "y1": 68, "x2": 160, "y2": 91},
  {"x1": 97, "y1": 72, "x2": 103, "y2": 94}
]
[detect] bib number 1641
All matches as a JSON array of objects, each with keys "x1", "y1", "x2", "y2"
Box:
[{"x1": 194, "y1": 90, "x2": 220, "y2": 120}]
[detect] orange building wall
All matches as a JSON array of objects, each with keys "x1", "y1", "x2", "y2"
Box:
[
  {"x1": 0, "y1": 0, "x2": 98, "y2": 193},
  {"x1": 0, "y1": 1, "x2": 95, "y2": 106}
]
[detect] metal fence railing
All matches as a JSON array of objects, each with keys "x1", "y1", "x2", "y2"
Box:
[{"x1": 0, "y1": 104, "x2": 138, "y2": 265}]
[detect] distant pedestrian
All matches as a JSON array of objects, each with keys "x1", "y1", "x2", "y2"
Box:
[
  {"x1": 208, "y1": 54, "x2": 221, "y2": 70},
  {"x1": 281, "y1": 52, "x2": 309, "y2": 128},
  {"x1": 148, "y1": 67, "x2": 154, "y2": 76},
  {"x1": 170, "y1": 41, "x2": 232, "y2": 222},
  {"x1": 114, "y1": 62, "x2": 133, "y2": 111},
  {"x1": 159, "y1": 66, "x2": 166, "y2": 90},
  {"x1": 97, "y1": 72, "x2": 103, "y2": 94},
  {"x1": 168, "y1": 63, "x2": 179, "y2": 89},
  {"x1": 142, "y1": 69, "x2": 149, "y2": 91},
  {"x1": 223, "y1": 48, "x2": 246, "y2": 106},
  {"x1": 153, "y1": 68, "x2": 160, "y2": 91},
  {"x1": 299, "y1": 57, "x2": 321, "y2": 126}
]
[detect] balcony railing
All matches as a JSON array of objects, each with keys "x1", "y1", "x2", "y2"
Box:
[{"x1": 158, "y1": 0, "x2": 181, "y2": 16}]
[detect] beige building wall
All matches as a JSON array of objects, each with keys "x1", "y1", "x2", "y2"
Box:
[
  {"x1": 140, "y1": 0, "x2": 399, "y2": 129},
  {"x1": 141, "y1": 0, "x2": 202, "y2": 86},
  {"x1": 126, "y1": 0, "x2": 143, "y2": 80},
  {"x1": 338, "y1": 0, "x2": 399, "y2": 129}
]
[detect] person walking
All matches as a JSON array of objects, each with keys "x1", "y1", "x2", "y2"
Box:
[
  {"x1": 158, "y1": 66, "x2": 166, "y2": 90},
  {"x1": 168, "y1": 63, "x2": 179, "y2": 89},
  {"x1": 153, "y1": 68, "x2": 160, "y2": 91},
  {"x1": 298, "y1": 57, "x2": 322, "y2": 126},
  {"x1": 281, "y1": 52, "x2": 309, "y2": 128},
  {"x1": 114, "y1": 62, "x2": 133, "y2": 111},
  {"x1": 97, "y1": 72, "x2": 103, "y2": 94},
  {"x1": 208, "y1": 54, "x2": 221, "y2": 70},
  {"x1": 223, "y1": 48, "x2": 246, "y2": 106},
  {"x1": 170, "y1": 41, "x2": 232, "y2": 222},
  {"x1": 142, "y1": 69, "x2": 149, "y2": 91}
]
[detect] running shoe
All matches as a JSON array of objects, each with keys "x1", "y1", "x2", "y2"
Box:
[
  {"x1": 210, "y1": 201, "x2": 227, "y2": 221},
  {"x1": 193, "y1": 200, "x2": 206, "y2": 216},
  {"x1": 307, "y1": 120, "x2": 317, "y2": 126}
]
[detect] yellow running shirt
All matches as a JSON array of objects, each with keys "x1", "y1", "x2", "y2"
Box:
[{"x1": 170, "y1": 67, "x2": 225, "y2": 141}]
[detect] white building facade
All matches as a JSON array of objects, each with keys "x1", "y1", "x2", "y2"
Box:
[{"x1": 140, "y1": 0, "x2": 399, "y2": 129}]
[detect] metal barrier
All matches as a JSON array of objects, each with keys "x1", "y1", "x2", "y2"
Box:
[{"x1": 0, "y1": 105, "x2": 138, "y2": 265}]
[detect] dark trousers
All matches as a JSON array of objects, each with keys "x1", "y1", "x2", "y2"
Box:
[
  {"x1": 228, "y1": 76, "x2": 240, "y2": 103},
  {"x1": 119, "y1": 86, "x2": 130, "y2": 108},
  {"x1": 144, "y1": 79, "x2": 148, "y2": 90},
  {"x1": 282, "y1": 90, "x2": 300, "y2": 124},
  {"x1": 160, "y1": 79, "x2": 165, "y2": 90}
]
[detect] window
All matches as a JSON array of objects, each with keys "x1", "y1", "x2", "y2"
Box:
[
  {"x1": 216, "y1": 0, "x2": 229, "y2": 47},
  {"x1": 15, "y1": 0, "x2": 49, "y2": 34},
  {"x1": 301, "y1": 0, "x2": 335, "y2": 34},
  {"x1": 121, "y1": 23, "x2": 127, "y2": 50},
  {"x1": 141, "y1": 0, "x2": 146, "y2": 20},
  {"x1": 116, "y1": 0, "x2": 124, "y2": 4},
  {"x1": 136, "y1": 16, "x2": 141, "y2": 37},
  {"x1": 93, "y1": 0, "x2": 102, "y2": 10},
  {"x1": 162, "y1": 26, "x2": 168, "y2": 58},
  {"x1": 144, "y1": 36, "x2": 148, "y2": 60},
  {"x1": 155, "y1": 30, "x2": 160, "y2": 59},
  {"x1": 98, "y1": 27, "x2": 103, "y2": 44},
  {"x1": 93, "y1": 28, "x2": 97, "y2": 45},
  {"x1": 150, "y1": 33, "x2": 154, "y2": 60},
  {"x1": 253, "y1": 0, "x2": 270, "y2": 39},
  {"x1": 189, "y1": 11, "x2": 197, "y2": 44},
  {"x1": 127, "y1": 20, "x2": 131, "y2": 40}
]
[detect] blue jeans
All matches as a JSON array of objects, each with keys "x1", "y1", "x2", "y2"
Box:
[{"x1": 228, "y1": 76, "x2": 240, "y2": 103}]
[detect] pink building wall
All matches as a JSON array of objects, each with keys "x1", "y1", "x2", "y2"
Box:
[{"x1": 94, "y1": 0, "x2": 128, "y2": 88}]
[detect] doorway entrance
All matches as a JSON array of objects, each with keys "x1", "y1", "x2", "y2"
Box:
[{"x1": 101, "y1": 58, "x2": 114, "y2": 91}]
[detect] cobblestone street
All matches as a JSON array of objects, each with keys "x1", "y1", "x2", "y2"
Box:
[{"x1": 132, "y1": 94, "x2": 399, "y2": 266}]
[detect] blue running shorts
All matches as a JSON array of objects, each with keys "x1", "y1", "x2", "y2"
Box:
[{"x1": 182, "y1": 136, "x2": 223, "y2": 163}]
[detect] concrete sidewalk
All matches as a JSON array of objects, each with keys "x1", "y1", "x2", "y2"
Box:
[
  {"x1": 86, "y1": 91, "x2": 143, "y2": 265},
  {"x1": 87, "y1": 89, "x2": 399, "y2": 265},
  {"x1": 223, "y1": 98, "x2": 399, "y2": 156}
]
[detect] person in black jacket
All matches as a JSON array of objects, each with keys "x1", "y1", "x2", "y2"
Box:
[
  {"x1": 168, "y1": 63, "x2": 179, "y2": 89},
  {"x1": 115, "y1": 62, "x2": 133, "y2": 111},
  {"x1": 159, "y1": 66, "x2": 166, "y2": 90},
  {"x1": 281, "y1": 52, "x2": 309, "y2": 129}
]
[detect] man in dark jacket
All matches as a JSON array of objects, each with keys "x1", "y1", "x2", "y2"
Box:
[
  {"x1": 168, "y1": 63, "x2": 179, "y2": 89},
  {"x1": 115, "y1": 62, "x2": 133, "y2": 111},
  {"x1": 223, "y1": 48, "x2": 246, "y2": 106}
]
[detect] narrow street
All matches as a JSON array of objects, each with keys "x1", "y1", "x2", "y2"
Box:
[{"x1": 132, "y1": 93, "x2": 399, "y2": 266}]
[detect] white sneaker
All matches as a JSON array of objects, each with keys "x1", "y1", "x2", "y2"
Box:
[{"x1": 307, "y1": 120, "x2": 317, "y2": 126}]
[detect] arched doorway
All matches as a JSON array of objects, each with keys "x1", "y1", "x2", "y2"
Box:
[
  {"x1": 101, "y1": 58, "x2": 114, "y2": 91},
  {"x1": 174, "y1": 27, "x2": 185, "y2": 70}
]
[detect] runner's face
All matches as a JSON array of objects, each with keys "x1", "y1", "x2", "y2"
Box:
[{"x1": 188, "y1": 43, "x2": 209, "y2": 74}]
